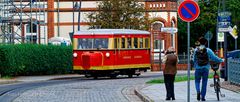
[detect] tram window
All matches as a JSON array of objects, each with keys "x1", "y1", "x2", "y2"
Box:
[
  {"x1": 139, "y1": 38, "x2": 143, "y2": 48},
  {"x1": 87, "y1": 39, "x2": 93, "y2": 48},
  {"x1": 121, "y1": 38, "x2": 125, "y2": 48},
  {"x1": 78, "y1": 38, "x2": 94, "y2": 49},
  {"x1": 94, "y1": 38, "x2": 108, "y2": 49},
  {"x1": 78, "y1": 38, "x2": 109, "y2": 49},
  {"x1": 145, "y1": 38, "x2": 150, "y2": 48},
  {"x1": 114, "y1": 38, "x2": 118, "y2": 48},
  {"x1": 133, "y1": 38, "x2": 138, "y2": 48},
  {"x1": 127, "y1": 38, "x2": 131, "y2": 48}
]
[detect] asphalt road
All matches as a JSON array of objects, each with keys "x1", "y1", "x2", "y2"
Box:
[{"x1": 0, "y1": 72, "x2": 162, "y2": 102}]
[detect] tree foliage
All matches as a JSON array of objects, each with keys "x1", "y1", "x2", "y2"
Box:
[
  {"x1": 226, "y1": 0, "x2": 240, "y2": 26},
  {"x1": 87, "y1": 0, "x2": 148, "y2": 30},
  {"x1": 226, "y1": 0, "x2": 240, "y2": 50},
  {"x1": 178, "y1": 0, "x2": 240, "y2": 53},
  {"x1": 178, "y1": 0, "x2": 218, "y2": 53}
]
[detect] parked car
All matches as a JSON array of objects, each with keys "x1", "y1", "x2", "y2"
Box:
[{"x1": 220, "y1": 50, "x2": 240, "y2": 78}]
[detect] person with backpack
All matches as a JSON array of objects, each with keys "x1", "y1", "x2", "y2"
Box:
[
  {"x1": 193, "y1": 37, "x2": 223, "y2": 101},
  {"x1": 162, "y1": 47, "x2": 178, "y2": 101}
]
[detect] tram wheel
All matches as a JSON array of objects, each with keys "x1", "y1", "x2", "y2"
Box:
[
  {"x1": 128, "y1": 74, "x2": 133, "y2": 78},
  {"x1": 85, "y1": 74, "x2": 91, "y2": 78},
  {"x1": 93, "y1": 76, "x2": 98, "y2": 79},
  {"x1": 110, "y1": 75, "x2": 117, "y2": 79}
]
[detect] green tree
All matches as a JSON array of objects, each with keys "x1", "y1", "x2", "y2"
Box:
[
  {"x1": 178, "y1": 0, "x2": 218, "y2": 53},
  {"x1": 226, "y1": 0, "x2": 240, "y2": 50},
  {"x1": 226, "y1": 0, "x2": 240, "y2": 27},
  {"x1": 87, "y1": 0, "x2": 148, "y2": 29},
  {"x1": 178, "y1": 0, "x2": 240, "y2": 52}
]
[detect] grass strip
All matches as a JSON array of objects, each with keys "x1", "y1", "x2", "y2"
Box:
[{"x1": 146, "y1": 72, "x2": 215, "y2": 84}]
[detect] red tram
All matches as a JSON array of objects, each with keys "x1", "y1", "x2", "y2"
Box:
[{"x1": 73, "y1": 29, "x2": 151, "y2": 78}]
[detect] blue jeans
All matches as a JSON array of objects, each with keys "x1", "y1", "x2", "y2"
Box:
[{"x1": 195, "y1": 68, "x2": 209, "y2": 99}]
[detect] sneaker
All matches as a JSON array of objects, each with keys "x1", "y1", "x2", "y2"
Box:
[
  {"x1": 201, "y1": 98, "x2": 206, "y2": 101},
  {"x1": 165, "y1": 97, "x2": 171, "y2": 100},
  {"x1": 197, "y1": 93, "x2": 200, "y2": 101}
]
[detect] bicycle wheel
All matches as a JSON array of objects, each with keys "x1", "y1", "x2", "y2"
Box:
[{"x1": 214, "y1": 78, "x2": 220, "y2": 101}]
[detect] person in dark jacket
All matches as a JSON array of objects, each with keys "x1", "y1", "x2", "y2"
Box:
[{"x1": 163, "y1": 47, "x2": 178, "y2": 101}]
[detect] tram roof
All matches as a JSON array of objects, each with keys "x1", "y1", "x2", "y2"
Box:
[{"x1": 74, "y1": 29, "x2": 150, "y2": 35}]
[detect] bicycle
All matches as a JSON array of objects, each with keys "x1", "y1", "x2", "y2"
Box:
[{"x1": 210, "y1": 63, "x2": 225, "y2": 101}]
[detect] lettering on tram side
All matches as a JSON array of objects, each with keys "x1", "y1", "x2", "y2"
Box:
[
  {"x1": 134, "y1": 56, "x2": 143, "y2": 59},
  {"x1": 123, "y1": 56, "x2": 132, "y2": 59}
]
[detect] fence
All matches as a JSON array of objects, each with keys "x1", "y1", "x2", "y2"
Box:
[
  {"x1": 178, "y1": 53, "x2": 189, "y2": 64},
  {"x1": 151, "y1": 53, "x2": 192, "y2": 71},
  {"x1": 228, "y1": 58, "x2": 240, "y2": 85}
]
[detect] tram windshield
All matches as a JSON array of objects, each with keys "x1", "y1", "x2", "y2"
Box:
[{"x1": 77, "y1": 38, "x2": 108, "y2": 49}]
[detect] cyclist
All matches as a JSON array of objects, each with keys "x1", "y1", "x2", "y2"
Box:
[{"x1": 193, "y1": 37, "x2": 223, "y2": 101}]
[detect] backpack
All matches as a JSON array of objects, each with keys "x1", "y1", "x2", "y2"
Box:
[{"x1": 196, "y1": 48, "x2": 209, "y2": 66}]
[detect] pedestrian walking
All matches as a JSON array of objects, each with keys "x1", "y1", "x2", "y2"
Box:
[
  {"x1": 162, "y1": 47, "x2": 178, "y2": 101},
  {"x1": 193, "y1": 37, "x2": 223, "y2": 101}
]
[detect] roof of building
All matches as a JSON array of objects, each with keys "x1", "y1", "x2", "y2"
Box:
[{"x1": 74, "y1": 29, "x2": 150, "y2": 35}]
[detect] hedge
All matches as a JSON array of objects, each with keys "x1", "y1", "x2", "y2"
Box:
[{"x1": 0, "y1": 44, "x2": 72, "y2": 76}]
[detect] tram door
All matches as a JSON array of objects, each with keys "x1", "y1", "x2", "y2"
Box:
[
  {"x1": 114, "y1": 38, "x2": 120, "y2": 66},
  {"x1": 114, "y1": 37, "x2": 133, "y2": 66}
]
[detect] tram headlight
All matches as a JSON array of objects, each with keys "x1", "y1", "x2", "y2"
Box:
[
  {"x1": 106, "y1": 52, "x2": 110, "y2": 57},
  {"x1": 73, "y1": 52, "x2": 78, "y2": 57}
]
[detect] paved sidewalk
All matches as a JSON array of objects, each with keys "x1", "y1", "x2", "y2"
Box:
[
  {"x1": 0, "y1": 74, "x2": 83, "y2": 84},
  {"x1": 136, "y1": 80, "x2": 240, "y2": 102}
]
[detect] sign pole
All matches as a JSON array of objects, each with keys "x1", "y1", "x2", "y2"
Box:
[
  {"x1": 187, "y1": 22, "x2": 190, "y2": 102},
  {"x1": 178, "y1": 1, "x2": 200, "y2": 101},
  {"x1": 224, "y1": 32, "x2": 228, "y2": 81},
  {"x1": 235, "y1": 39, "x2": 237, "y2": 50},
  {"x1": 222, "y1": 0, "x2": 228, "y2": 81}
]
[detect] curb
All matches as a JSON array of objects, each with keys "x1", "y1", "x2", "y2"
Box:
[
  {"x1": 14, "y1": 74, "x2": 83, "y2": 82},
  {"x1": 0, "y1": 80, "x2": 18, "y2": 85},
  {"x1": 134, "y1": 85, "x2": 154, "y2": 102},
  {"x1": 221, "y1": 81, "x2": 240, "y2": 93},
  {"x1": 49, "y1": 75, "x2": 84, "y2": 80},
  {"x1": 0, "y1": 74, "x2": 83, "y2": 84}
]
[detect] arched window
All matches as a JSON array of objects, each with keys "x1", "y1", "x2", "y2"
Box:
[{"x1": 152, "y1": 21, "x2": 164, "y2": 31}]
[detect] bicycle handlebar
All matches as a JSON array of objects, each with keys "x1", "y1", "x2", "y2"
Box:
[{"x1": 210, "y1": 63, "x2": 220, "y2": 71}]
